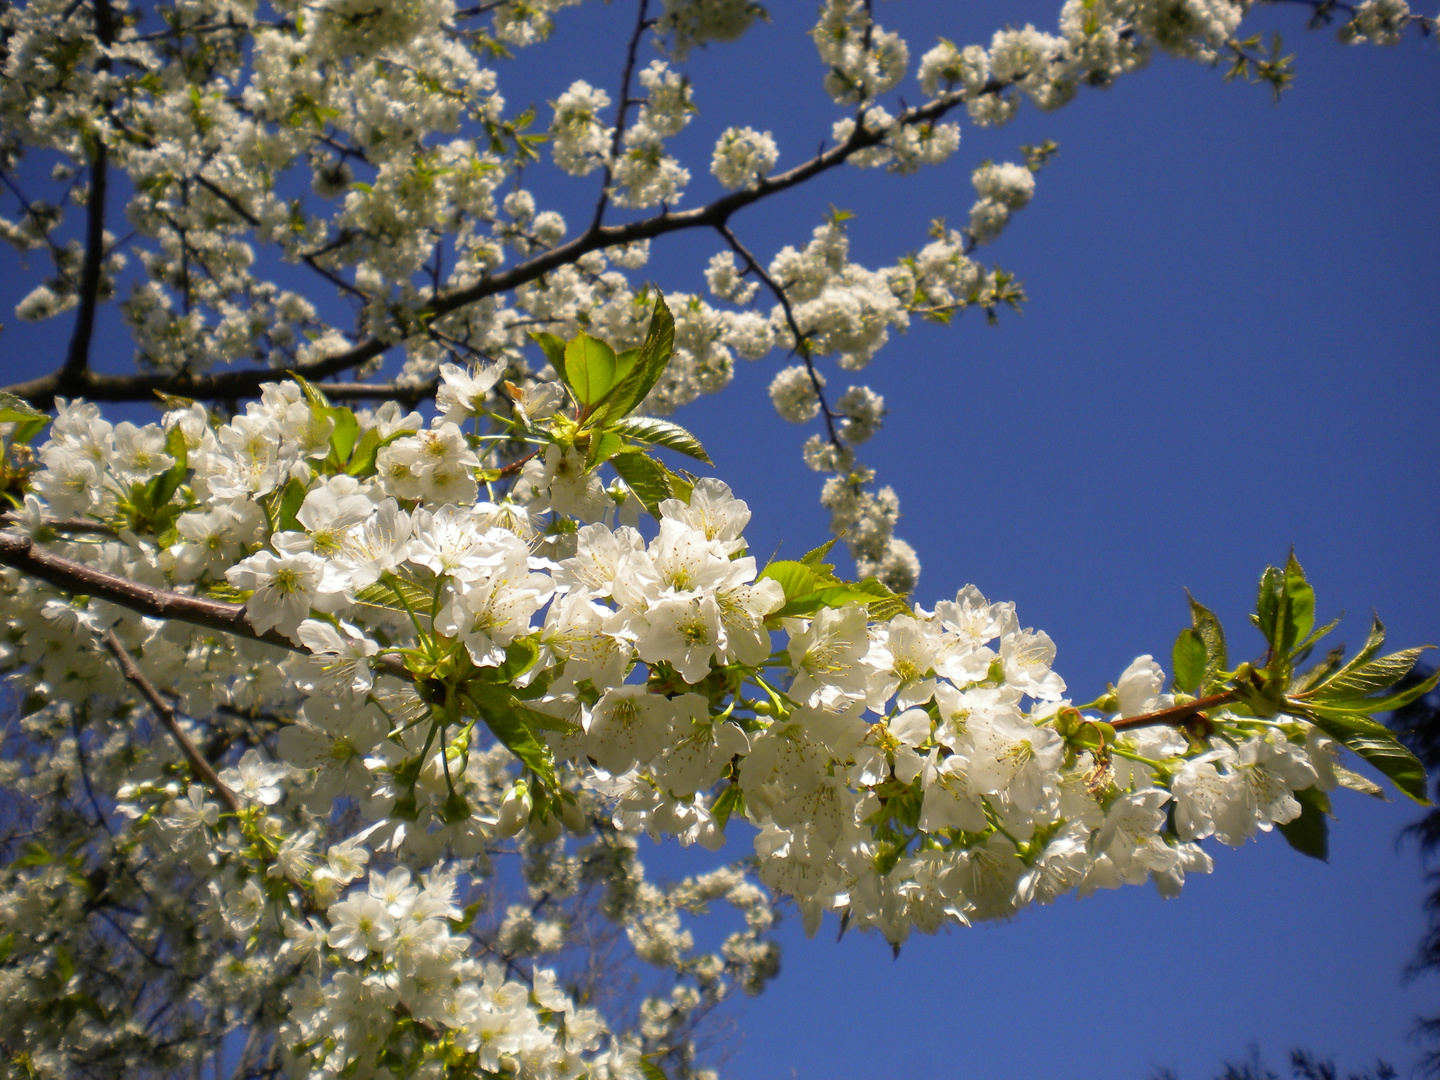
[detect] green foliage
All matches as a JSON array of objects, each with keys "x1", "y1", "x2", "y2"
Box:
[{"x1": 1276, "y1": 785, "x2": 1331, "y2": 862}]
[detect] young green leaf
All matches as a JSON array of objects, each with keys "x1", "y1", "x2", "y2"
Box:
[
  {"x1": 1306, "y1": 707, "x2": 1430, "y2": 804},
  {"x1": 607, "y1": 416, "x2": 712, "y2": 463},
  {"x1": 757, "y1": 560, "x2": 828, "y2": 603},
  {"x1": 1305, "y1": 645, "x2": 1432, "y2": 704},
  {"x1": 1280, "y1": 550, "x2": 1315, "y2": 654},
  {"x1": 1255, "y1": 564, "x2": 1285, "y2": 652},
  {"x1": 530, "y1": 331, "x2": 569, "y2": 387},
  {"x1": 145, "y1": 423, "x2": 190, "y2": 511},
  {"x1": 590, "y1": 295, "x2": 676, "y2": 424},
  {"x1": 800, "y1": 538, "x2": 838, "y2": 571},
  {"x1": 1172, "y1": 627, "x2": 1206, "y2": 695},
  {"x1": 323, "y1": 405, "x2": 360, "y2": 465},
  {"x1": 1276, "y1": 784, "x2": 1330, "y2": 861},
  {"x1": 712, "y1": 784, "x2": 744, "y2": 829},
  {"x1": 479, "y1": 699, "x2": 557, "y2": 790},
  {"x1": 289, "y1": 371, "x2": 332, "y2": 408},
  {"x1": 346, "y1": 426, "x2": 382, "y2": 477},
  {"x1": 1185, "y1": 590, "x2": 1228, "y2": 688},
  {"x1": 564, "y1": 333, "x2": 619, "y2": 407},
  {"x1": 0, "y1": 392, "x2": 45, "y2": 423},
  {"x1": 610, "y1": 452, "x2": 672, "y2": 516}
]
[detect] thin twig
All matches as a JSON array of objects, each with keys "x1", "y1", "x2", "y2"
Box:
[
  {"x1": 102, "y1": 628, "x2": 243, "y2": 814},
  {"x1": 716, "y1": 223, "x2": 842, "y2": 447},
  {"x1": 6, "y1": 74, "x2": 1009, "y2": 409},
  {"x1": 590, "y1": 0, "x2": 652, "y2": 234}
]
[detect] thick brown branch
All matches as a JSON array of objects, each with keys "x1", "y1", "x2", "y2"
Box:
[
  {"x1": 0, "y1": 531, "x2": 298, "y2": 648},
  {"x1": 0, "y1": 531, "x2": 408, "y2": 680},
  {"x1": 103, "y1": 628, "x2": 244, "y2": 814}
]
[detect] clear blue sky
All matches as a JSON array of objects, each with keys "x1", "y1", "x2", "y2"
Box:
[{"x1": 2, "y1": 2, "x2": 1436, "y2": 1076}]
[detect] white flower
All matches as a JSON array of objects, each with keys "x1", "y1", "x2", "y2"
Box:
[{"x1": 226, "y1": 549, "x2": 353, "y2": 638}]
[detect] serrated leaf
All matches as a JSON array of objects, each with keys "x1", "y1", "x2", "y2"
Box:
[
  {"x1": 0, "y1": 391, "x2": 46, "y2": 421},
  {"x1": 757, "y1": 560, "x2": 830, "y2": 604},
  {"x1": 1280, "y1": 550, "x2": 1315, "y2": 655},
  {"x1": 1172, "y1": 627, "x2": 1206, "y2": 695},
  {"x1": 1317, "y1": 664, "x2": 1439, "y2": 715},
  {"x1": 1333, "y1": 763, "x2": 1387, "y2": 800},
  {"x1": 610, "y1": 452, "x2": 671, "y2": 516},
  {"x1": 355, "y1": 575, "x2": 433, "y2": 615},
  {"x1": 1307, "y1": 646, "x2": 1432, "y2": 704},
  {"x1": 564, "y1": 333, "x2": 619, "y2": 407},
  {"x1": 1290, "y1": 644, "x2": 1346, "y2": 696},
  {"x1": 1307, "y1": 707, "x2": 1430, "y2": 804},
  {"x1": 1276, "y1": 785, "x2": 1329, "y2": 860},
  {"x1": 591, "y1": 296, "x2": 675, "y2": 424},
  {"x1": 776, "y1": 584, "x2": 883, "y2": 618},
  {"x1": 606, "y1": 417, "x2": 711, "y2": 463},
  {"x1": 1256, "y1": 565, "x2": 1284, "y2": 652},
  {"x1": 530, "y1": 331, "x2": 569, "y2": 386},
  {"x1": 475, "y1": 698, "x2": 557, "y2": 789},
  {"x1": 800, "y1": 538, "x2": 838, "y2": 572},
  {"x1": 1185, "y1": 591, "x2": 1228, "y2": 689},
  {"x1": 656, "y1": 460, "x2": 694, "y2": 504}
]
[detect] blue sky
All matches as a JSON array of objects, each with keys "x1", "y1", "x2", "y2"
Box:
[{"x1": 2, "y1": 2, "x2": 1437, "y2": 1076}]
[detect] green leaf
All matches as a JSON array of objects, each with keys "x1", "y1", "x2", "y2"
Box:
[
  {"x1": 322, "y1": 405, "x2": 360, "y2": 465},
  {"x1": 1256, "y1": 565, "x2": 1284, "y2": 651},
  {"x1": 1276, "y1": 785, "x2": 1330, "y2": 861},
  {"x1": 1307, "y1": 645, "x2": 1431, "y2": 703},
  {"x1": 757, "y1": 560, "x2": 828, "y2": 604},
  {"x1": 1314, "y1": 664, "x2": 1439, "y2": 715},
  {"x1": 564, "y1": 333, "x2": 619, "y2": 407},
  {"x1": 354, "y1": 575, "x2": 432, "y2": 614},
  {"x1": 530, "y1": 331, "x2": 569, "y2": 386},
  {"x1": 140, "y1": 424, "x2": 190, "y2": 512},
  {"x1": 0, "y1": 391, "x2": 46, "y2": 422},
  {"x1": 1172, "y1": 627, "x2": 1206, "y2": 695},
  {"x1": 1185, "y1": 591, "x2": 1228, "y2": 689},
  {"x1": 276, "y1": 480, "x2": 311, "y2": 535},
  {"x1": 610, "y1": 452, "x2": 671, "y2": 516},
  {"x1": 606, "y1": 416, "x2": 712, "y2": 464},
  {"x1": 475, "y1": 697, "x2": 557, "y2": 789},
  {"x1": 490, "y1": 638, "x2": 540, "y2": 684},
  {"x1": 584, "y1": 430, "x2": 626, "y2": 471},
  {"x1": 1280, "y1": 550, "x2": 1315, "y2": 655},
  {"x1": 346, "y1": 426, "x2": 382, "y2": 477},
  {"x1": 289, "y1": 372, "x2": 331, "y2": 408},
  {"x1": 656, "y1": 460, "x2": 694, "y2": 504},
  {"x1": 712, "y1": 783, "x2": 744, "y2": 830},
  {"x1": 638, "y1": 1058, "x2": 671, "y2": 1080},
  {"x1": 0, "y1": 391, "x2": 49, "y2": 445},
  {"x1": 800, "y1": 538, "x2": 838, "y2": 572},
  {"x1": 1307, "y1": 707, "x2": 1430, "y2": 804},
  {"x1": 591, "y1": 296, "x2": 676, "y2": 425},
  {"x1": 1290, "y1": 644, "x2": 1347, "y2": 696}
]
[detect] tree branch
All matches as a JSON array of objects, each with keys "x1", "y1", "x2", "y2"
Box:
[
  {"x1": 716, "y1": 223, "x2": 843, "y2": 447},
  {"x1": 0, "y1": 530, "x2": 408, "y2": 680},
  {"x1": 5, "y1": 81, "x2": 986, "y2": 410},
  {"x1": 1108, "y1": 691, "x2": 1239, "y2": 732},
  {"x1": 102, "y1": 628, "x2": 244, "y2": 815}
]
